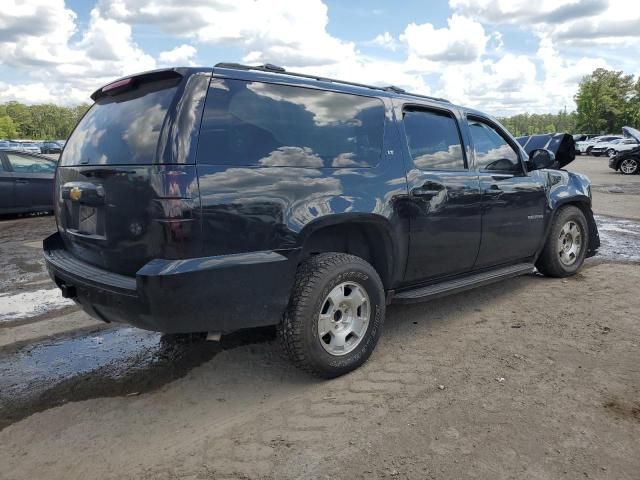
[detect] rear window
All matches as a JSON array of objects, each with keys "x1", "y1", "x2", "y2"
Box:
[
  {"x1": 403, "y1": 109, "x2": 465, "y2": 170},
  {"x1": 197, "y1": 79, "x2": 384, "y2": 168},
  {"x1": 60, "y1": 77, "x2": 180, "y2": 166}
]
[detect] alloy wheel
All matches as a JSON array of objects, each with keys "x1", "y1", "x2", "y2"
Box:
[
  {"x1": 317, "y1": 281, "x2": 370, "y2": 356},
  {"x1": 557, "y1": 220, "x2": 583, "y2": 266},
  {"x1": 620, "y1": 158, "x2": 638, "y2": 174}
]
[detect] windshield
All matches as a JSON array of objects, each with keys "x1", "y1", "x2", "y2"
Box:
[{"x1": 61, "y1": 78, "x2": 179, "y2": 166}]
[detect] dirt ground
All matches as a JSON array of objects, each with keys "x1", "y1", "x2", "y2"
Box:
[{"x1": 0, "y1": 156, "x2": 638, "y2": 480}]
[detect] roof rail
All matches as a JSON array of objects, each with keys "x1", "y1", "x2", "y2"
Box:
[{"x1": 214, "y1": 62, "x2": 450, "y2": 103}]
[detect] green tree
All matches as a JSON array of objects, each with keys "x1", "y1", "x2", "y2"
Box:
[
  {"x1": 575, "y1": 68, "x2": 636, "y2": 133},
  {"x1": 0, "y1": 101, "x2": 90, "y2": 139},
  {"x1": 0, "y1": 115, "x2": 17, "y2": 138},
  {"x1": 499, "y1": 111, "x2": 577, "y2": 136}
]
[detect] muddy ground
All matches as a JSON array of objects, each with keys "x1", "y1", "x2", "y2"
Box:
[{"x1": 0, "y1": 156, "x2": 638, "y2": 479}]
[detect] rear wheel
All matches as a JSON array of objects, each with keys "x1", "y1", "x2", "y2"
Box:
[
  {"x1": 279, "y1": 253, "x2": 385, "y2": 378},
  {"x1": 536, "y1": 206, "x2": 588, "y2": 278},
  {"x1": 620, "y1": 158, "x2": 639, "y2": 175},
  {"x1": 586, "y1": 146, "x2": 593, "y2": 155}
]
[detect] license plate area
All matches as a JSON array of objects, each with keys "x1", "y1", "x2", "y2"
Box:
[
  {"x1": 79, "y1": 205, "x2": 98, "y2": 234},
  {"x1": 65, "y1": 202, "x2": 106, "y2": 239}
]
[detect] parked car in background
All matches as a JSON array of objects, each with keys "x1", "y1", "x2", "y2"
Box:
[
  {"x1": 44, "y1": 64, "x2": 599, "y2": 377},
  {"x1": 0, "y1": 149, "x2": 56, "y2": 214},
  {"x1": 572, "y1": 134, "x2": 598, "y2": 143},
  {"x1": 576, "y1": 135, "x2": 622, "y2": 155},
  {"x1": 18, "y1": 141, "x2": 43, "y2": 154},
  {"x1": 609, "y1": 127, "x2": 640, "y2": 175},
  {"x1": 40, "y1": 141, "x2": 63, "y2": 154},
  {"x1": 0, "y1": 141, "x2": 23, "y2": 151},
  {"x1": 591, "y1": 137, "x2": 639, "y2": 157}
]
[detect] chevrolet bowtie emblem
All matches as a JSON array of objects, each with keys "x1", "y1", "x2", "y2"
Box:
[{"x1": 69, "y1": 186, "x2": 82, "y2": 201}]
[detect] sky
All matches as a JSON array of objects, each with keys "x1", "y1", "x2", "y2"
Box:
[{"x1": 1, "y1": 0, "x2": 639, "y2": 116}]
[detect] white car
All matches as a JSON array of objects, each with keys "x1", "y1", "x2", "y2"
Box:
[
  {"x1": 18, "y1": 141, "x2": 43, "y2": 154},
  {"x1": 576, "y1": 135, "x2": 623, "y2": 155},
  {"x1": 590, "y1": 138, "x2": 640, "y2": 157}
]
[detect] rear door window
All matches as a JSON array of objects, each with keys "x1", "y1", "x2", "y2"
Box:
[
  {"x1": 60, "y1": 77, "x2": 180, "y2": 166},
  {"x1": 197, "y1": 79, "x2": 385, "y2": 168},
  {"x1": 403, "y1": 109, "x2": 466, "y2": 170}
]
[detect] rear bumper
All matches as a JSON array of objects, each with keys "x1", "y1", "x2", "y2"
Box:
[{"x1": 44, "y1": 232, "x2": 300, "y2": 333}]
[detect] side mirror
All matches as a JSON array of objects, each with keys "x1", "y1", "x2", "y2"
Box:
[{"x1": 528, "y1": 148, "x2": 556, "y2": 171}]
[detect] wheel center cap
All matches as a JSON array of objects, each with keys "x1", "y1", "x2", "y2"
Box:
[{"x1": 564, "y1": 234, "x2": 573, "y2": 251}]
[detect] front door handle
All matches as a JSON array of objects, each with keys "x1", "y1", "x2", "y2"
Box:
[
  {"x1": 411, "y1": 181, "x2": 444, "y2": 197},
  {"x1": 485, "y1": 185, "x2": 503, "y2": 197}
]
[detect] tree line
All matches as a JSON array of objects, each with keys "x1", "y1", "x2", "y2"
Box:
[
  {"x1": 499, "y1": 68, "x2": 640, "y2": 136},
  {"x1": 0, "y1": 102, "x2": 90, "y2": 140}
]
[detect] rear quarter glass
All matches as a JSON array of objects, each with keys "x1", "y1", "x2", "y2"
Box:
[
  {"x1": 196, "y1": 78, "x2": 385, "y2": 168},
  {"x1": 61, "y1": 77, "x2": 180, "y2": 166}
]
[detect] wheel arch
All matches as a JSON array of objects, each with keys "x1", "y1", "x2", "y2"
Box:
[
  {"x1": 297, "y1": 214, "x2": 402, "y2": 290},
  {"x1": 546, "y1": 197, "x2": 599, "y2": 258}
]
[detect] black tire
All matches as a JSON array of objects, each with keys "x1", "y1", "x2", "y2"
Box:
[
  {"x1": 606, "y1": 148, "x2": 616, "y2": 158},
  {"x1": 619, "y1": 158, "x2": 639, "y2": 175},
  {"x1": 536, "y1": 206, "x2": 588, "y2": 278},
  {"x1": 586, "y1": 147, "x2": 593, "y2": 155},
  {"x1": 279, "y1": 253, "x2": 385, "y2": 378}
]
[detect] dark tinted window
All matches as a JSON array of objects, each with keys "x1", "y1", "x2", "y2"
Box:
[
  {"x1": 197, "y1": 79, "x2": 384, "y2": 168},
  {"x1": 468, "y1": 119, "x2": 521, "y2": 172},
  {"x1": 61, "y1": 78, "x2": 179, "y2": 165},
  {"x1": 7, "y1": 153, "x2": 56, "y2": 173},
  {"x1": 403, "y1": 109, "x2": 465, "y2": 170}
]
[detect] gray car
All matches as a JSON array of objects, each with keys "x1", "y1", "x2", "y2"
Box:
[{"x1": 0, "y1": 149, "x2": 56, "y2": 214}]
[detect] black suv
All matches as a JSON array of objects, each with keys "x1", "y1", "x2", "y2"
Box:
[
  {"x1": 608, "y1": 126, "x2": 640, "y2": 175},
  {"x1": 44, "y1": 64, "x2": 599, "y2": 377}
]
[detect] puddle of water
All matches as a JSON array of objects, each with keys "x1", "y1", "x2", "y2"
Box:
[
  {"x1": 0, "y1": 288, "x2": 75, "y2": 322},
  {"x1": 0, "y1": 326, "x2": 276, "y2": 429},
  {"x1": 594, "y1": 215, "x2": 640, "y2": 263}
]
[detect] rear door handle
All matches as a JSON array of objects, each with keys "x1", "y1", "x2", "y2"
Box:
[{"x1": 411, "y1": 181, "x2": 444, "y2": 197}]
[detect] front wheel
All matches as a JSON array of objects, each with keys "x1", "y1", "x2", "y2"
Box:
[
  {"x1": 606, "y1": 149, "x2": 616, "y2": 158},
  {"x1": 279, "y1": 253, "x2": 385, "y2": 378},
  {"x1": 536, "y1": 206, "x2": 588, "y2": 278},
  {"x1": 620, "y1": 158, "x2": 639, "y2": 175}
]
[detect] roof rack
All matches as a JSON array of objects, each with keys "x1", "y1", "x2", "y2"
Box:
[{"x1": 214, "y1": 62, "x2": 450, "y2": 103}]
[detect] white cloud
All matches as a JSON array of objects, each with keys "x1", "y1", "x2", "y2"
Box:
[
  {"x1": 450, "y1": 0, "x2": 640, "y2": 49},
  {"x1": 400, "y1": 15, "x2": 488, "y2": 63},
  {"x1": 449, "y1": 0, "x2": 608, "y2": 25},
  {"x1": 97, "y1": 0, "x2": 357, "y2": 67},
  {"x1": 159, "y1": 44, "x2": 197, "y2": 66},
  {"x1": 0, "y1": 0, "x2": 77, "y2": 68},
  {"x1": 0, "y1": 3, "x2": 155, "y2": 104},
  {"x1": 369, "y1": 32, "x2": 398, "y2": 51}
]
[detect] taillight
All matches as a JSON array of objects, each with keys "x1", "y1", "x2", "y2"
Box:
[{"x1": 152, "y1": 170, "x2": 197, "y2": 242}]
